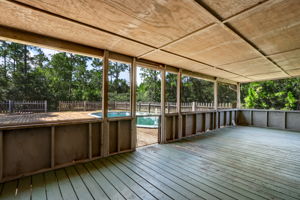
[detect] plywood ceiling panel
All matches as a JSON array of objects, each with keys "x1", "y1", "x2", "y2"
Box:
[
  {"x1": 218, "y1": 58, "x2": 280, "y2": 76},
  {"x1": 269, "y1": 49, "x2": 300, "y2": 71},
  {"x1": 201, "y1": 0, "x2": 265, "y2": 19},
  {"x1": 229, "y1": 0, "x2": 300, "y2": 55},
  {"x1": 0, "y1": 1, "x2": 153, "y2": 57},
  {"x1": 141, "y1": 50, "x2": 209, "y2": 71},
  {"x1": 248, "y1": 71, "x2": 288, "y2": 81},
  {"x1": 15, "y1": 0, "x2": 214, "y2": 48},
  {"x1": 162, "y1": 25, "x2": 261, "y2": 66},
  {"x1": 286, "y1": 68, "x2": 300, "y2": 77},
  {"x1": 197, "y1": 68, "x2": 239, "y2": 79},
  {"x1": 229, "y1": 76, "x2": 252, "y2": 83},
  {"x1": 1, "y1": 0, "x2": 299, "y2": 83}
]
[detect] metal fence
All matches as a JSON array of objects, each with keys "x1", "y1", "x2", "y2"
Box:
[{"x1": 0, "y1": 100, "x2": 47, "y2": 114}]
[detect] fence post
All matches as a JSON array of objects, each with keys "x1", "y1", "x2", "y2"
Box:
[
  {"x1": 44, "y1": 100, "x2": 47, "y2": 113},
  {"x1": 192, "y1": 102, "x2": 196, "y2": 112},
  {"x1": 84, "y1": 101, "x2": 87, "y2": 111},
  {"x1": 148, "y1": 103, "x2": 151, "y2": 113},
  {"x1": 8, "y1": 100, "x2": 12, "y2": 113}
]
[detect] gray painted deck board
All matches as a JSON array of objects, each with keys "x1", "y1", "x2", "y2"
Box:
[
  {"x1": 55, "y1": 169, "x2": 78, "y2": 200},
  {"x1": 1, "y1": 126, "x2": 300, "y2": 200}
]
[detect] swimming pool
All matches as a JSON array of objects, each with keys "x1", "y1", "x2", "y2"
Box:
[{"x1": 90, "y1": 112, "x2": 159, "y2": 128}]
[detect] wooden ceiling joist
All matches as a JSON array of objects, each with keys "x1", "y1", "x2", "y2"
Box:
[{"x1": 0, "y1": 25, "x2": 104, "y2": 58}]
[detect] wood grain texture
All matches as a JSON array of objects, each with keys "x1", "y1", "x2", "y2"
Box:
[
  {"x1": 201, "y1": 0, "x2": 265, "y2": 19},
  {"x1": 0, "y1": 0, "x2": 153, "y2": 57},
  {"x1": 15, "y1": 0, "x2": 213, "y2": 47},
  {"x1": 163, "y1": 25, "x2": 261, "y2": 66},
  {"x1": 229, "y1": 0, "x2": 300, "y2": 55}
]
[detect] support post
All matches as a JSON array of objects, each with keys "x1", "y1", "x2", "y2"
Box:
[
  {"x1": 237, "y1": 82, "x2": 241, "y2": 109},
  {"x1": 130, "y1": 58, "x2": 137, "y2": 150},
  {"x1": 214, "y1": 81, "x2": 218, "y2": 129},
  {"x1": 160, "y1": 66, "x2": 166, "y2": 143},
  {"x1": 89, "y1": 123, "x2": 92, "y2": 159},
  {"x1": 177, "y1": 69, "x2": 183, "y2": 139},
  {"x1": 102, "y1": 50, "x2": 109, "y2": 157},
  {"x1": 51, "y1": 126, "x2": 55, "y2": 168},
  {"x1": 0, "y1": 130, "x2": 3, "y2": 181}
]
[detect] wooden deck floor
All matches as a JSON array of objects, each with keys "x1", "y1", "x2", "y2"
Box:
[{"x1": 1, "y1": 126, "x2": 300, "y2": 200}]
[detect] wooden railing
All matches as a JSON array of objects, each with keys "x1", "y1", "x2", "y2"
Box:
[
  {"x1": 58, "y1": 101, "x2": 101, "y2": 111},
  {"x1": 0, "y1": 100, "x2": 47, "y2": 114},
  {"x1": 59, "y1": 101, "x2": 233, "y2": 113}
]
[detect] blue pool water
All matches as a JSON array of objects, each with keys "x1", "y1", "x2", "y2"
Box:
[{"x1": 90, "y1": 112, "x2": 159, "y2": 128}]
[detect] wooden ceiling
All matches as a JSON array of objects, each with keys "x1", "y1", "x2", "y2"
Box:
[{"x1": 0, "y1": 0, "x2": 299, "y2": 83}]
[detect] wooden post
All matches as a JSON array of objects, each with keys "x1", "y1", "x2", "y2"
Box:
[
  {"x1": 160, "y1": 66, "x2": 166, "y2": 143},
  {"x1": 237, "y1": 82, "x2": 241, "y2": 109},
  {"x1": 130, "y1": 58, "x2": 137, "y2": 150},
  {"x1": 102, "y1": 50, "x2": 109, "y2": 157},
  {"x1": 51, "y1": 126, "x2": 55, "y2": 168},
  {"x1": 177, "y1": 69, "x2": 182, "y2": 139},
  {"x1": 214, "y1": 81, "x2": 218, "y2": 129},
  {"x1": 89, "y1": 123, "x2": 92, "y2": 159},
  {"x1": 0, "y1": 130, "x2": 3, "y2": 181}
]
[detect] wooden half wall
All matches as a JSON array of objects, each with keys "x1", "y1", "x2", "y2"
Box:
[
  {"x1": 164, "y1": 109, "x2": 237, "y2": 142},
  {"x1": 237, "y1": 109, "x2": 300, "y2": 131},
  {"x1": 0, "y1": 117, "x2": 134, "y2": 183}
]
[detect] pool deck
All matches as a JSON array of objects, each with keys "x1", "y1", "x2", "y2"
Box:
[
  {"x1": 0, "y1": 111, "x2": 98, "y2": 127},
  {"x1": 1, "y1": 126, "x2": 300, "y2": 199}
]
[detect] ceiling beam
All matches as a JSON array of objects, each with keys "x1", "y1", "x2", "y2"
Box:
[
  {"x1": 193, "y1": 0, "x2": 291, "y2": 77},
  {"x1": 0, "y1": 25, "x2": 103, "y2": 58}
]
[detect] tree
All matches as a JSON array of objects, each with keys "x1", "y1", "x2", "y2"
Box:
[{"x1": 137, "y1": 68, "x2": 161, "y2": 102}]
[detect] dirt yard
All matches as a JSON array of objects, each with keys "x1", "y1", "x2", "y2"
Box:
[{"x1": 137, "y1": 127, "x2": 158, "y2": 147}]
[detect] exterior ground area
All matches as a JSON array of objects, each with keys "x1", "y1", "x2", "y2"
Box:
[{"x1": 137, "y1": 128, "x2": 158, "y2": 147}]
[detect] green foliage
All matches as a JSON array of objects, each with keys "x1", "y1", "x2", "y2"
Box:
[
  {"x1": 1, "y1": 40, "x2": 299, "y2": 111},
  {"x1": 137, "y1": 68, "x2": 161, "y2": 102},
  {"x1": 242, "y1": 79, "x2": 300, "y2": 110}
]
